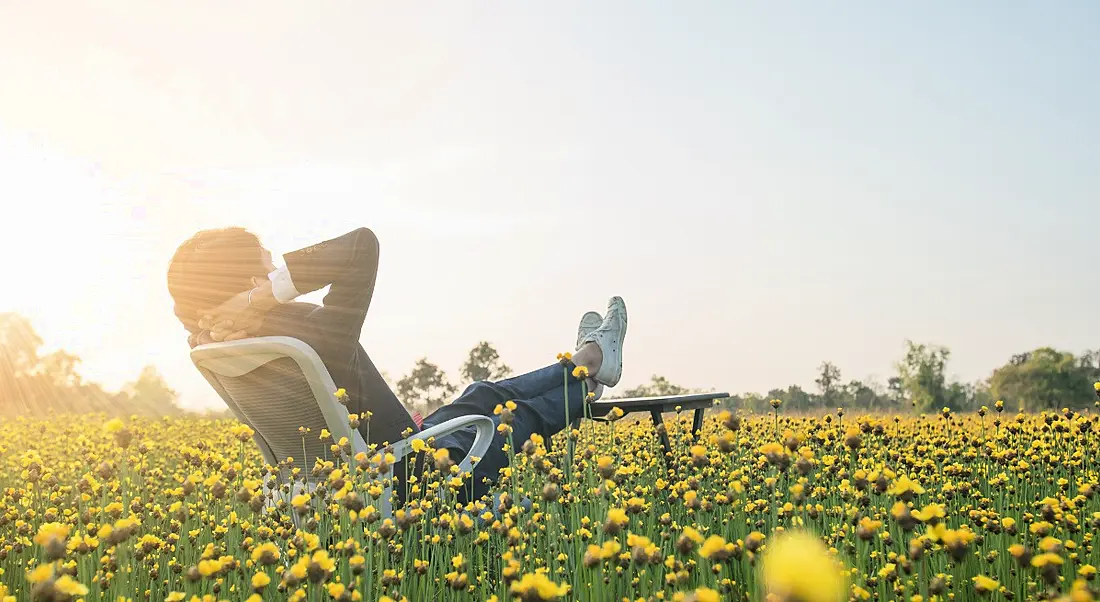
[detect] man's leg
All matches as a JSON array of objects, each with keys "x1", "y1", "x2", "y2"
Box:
[{"x1": 421, "y1": 362, "x2": 577, "y2": 428}]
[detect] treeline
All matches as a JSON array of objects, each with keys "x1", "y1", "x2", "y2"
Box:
[
  {"x1": 0, "y1": 313, "x2": 182, "y2": 417},
  {"x1": 726, "y1": 340, "x2": 1100, "y2": 415}
]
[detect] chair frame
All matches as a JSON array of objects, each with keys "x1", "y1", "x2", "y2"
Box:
[{"x1": 191, "y1": 336, "x2": 495, "y2": 518}]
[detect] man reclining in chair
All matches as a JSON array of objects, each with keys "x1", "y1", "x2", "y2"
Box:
[{"x1": 167, "y1": 227, "x2": 628, "y2": 502}]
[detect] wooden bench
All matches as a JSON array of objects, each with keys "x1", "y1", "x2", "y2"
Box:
[{"x1": 573, "y1": 392, "x2": 731, "y2": 468}]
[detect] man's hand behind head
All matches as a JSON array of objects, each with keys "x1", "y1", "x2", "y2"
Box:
[{"x1": 197, "y1": 282, "x2": 277, "y2": 342}]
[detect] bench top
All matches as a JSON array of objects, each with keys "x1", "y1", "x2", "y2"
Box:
[{"x1": 587, "y1": 391, "x2": 730, "y2": 417}]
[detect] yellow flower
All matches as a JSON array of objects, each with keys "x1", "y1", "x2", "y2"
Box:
[
  {"x1": 198, "y1": 558, "x2": 222, "y2": 577},
  {"x1": 310, "y1": 550, "x2": 336, "y2": 572},
  {"x1": 886, "y1": 475, "x2": 925, "y2": 499},
  {"x1": 104, "y1": 418, "x2": 125, "y2": 433},
  {"x1": 509, "y1": 572, "x2": 570, "y2": 601},
  {"x1": 1039, "y1": 536, "x2": 1063, "y2": 553},
  {"x1": 572, "y1": 365, "x2": 589, "y2": 379},
  {"x1": 1032, "y1": 553, "x2": 1064, "y2": 568},
  {"x1": 912, "y1": 503, "x2": 946, "y2": 524},
  {"x1": 606, "y1": 508, "x2": 629, "y2": 528},
  {"x1": 972, "y1": 575, "x2": 1000, "y2": 595},
  {"x1": 251, "y1": 572, "x2": 271, "y2": 589},
  {"x1": 411, "y1": 438, "x2": 428, "y2": 453},
  {"x1": 434, "y1": 448, "x2": 452, "y2": 465},
  {"x1": 326, "y1": 583, "x2": 345, "y2": 599},
  {"x1": 682, "y1": 527, "x2": 705, "y2": 544},
  {"x1": 760, "y1": 530, "x2": 847, "y2": 602},
  {"x1": 27, "y1": 564, "x2": 54, "y2": 584},
  {"x1": 33, "y1": 522, "x2": 71, "y2": 556},
  {"x1": 690, "y1": 588, "x2": 720, "y2": 602},
  {"x1": 251, "y1": 542, "x2": 281, "y2": 565},
  {"x1": 53, "y1": 575, "x2": 90, "y2": 597},
  {"x1": 229, "y1": 424, "x2": 254, "y2": 440},
  {"x1": 698, "y1": 535, "x2": 731, "y2": 561}
]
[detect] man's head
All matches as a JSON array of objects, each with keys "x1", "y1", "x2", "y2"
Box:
[{"x1": 167, "y1": 227, "x2": 275, "y2": 333}]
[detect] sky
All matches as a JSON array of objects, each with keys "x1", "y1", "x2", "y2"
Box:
[{"x1": 1, "y1": 1, "x2": 1098, "y2": 411}]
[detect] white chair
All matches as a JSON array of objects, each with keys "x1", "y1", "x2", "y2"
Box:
[{"x1": 190, "y1": 336, "x2": 495, "y2": 519}]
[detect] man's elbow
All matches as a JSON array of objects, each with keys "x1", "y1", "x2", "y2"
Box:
[
  {"x1": 352, "y1": 227, "x2": 379, "y2": 254},
  {"x1": 350, "y1": 227, "x2": 380, "y2": 269}
]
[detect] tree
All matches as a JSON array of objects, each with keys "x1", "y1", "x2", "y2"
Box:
[
  {"x1": 120, "y1": 366, "x2": 182, "y2": 416},
  {"x1": 989, "y1": 347, "x2": 1094, "y2": 411},
  {"x1": 887, "y1": 376, "x2": 904, "y2": 405},
  {"x1": 1077, "y1": 349, "x2": 1100, "y2": 385},
  {"x1": 0, "y1": 313, "x2": 183, "y2": 417},
  {"x1": 721, "y1": 392, "x2": 767, "y2": 413},
  {"x1": 815, "y1": 361, "x2": 842, "y2": 407},
  {"x1": 846, "y1": 379, "x2": 886, "y2": 410},
  {"x1": 895, "y1": 340, "x2": 951, "y2": 412},
  {"x1": 945, "y1": 380, "x2": 992, "y2": 413},
  {"x1": 784, "y1": 385, "x2": 814, "y2": 412},
  {"x1": 396, "y1": 358, "x2": 458, "y2": 414},
  {"x1": 460, "y1": 342, "x2": 512, "y2": 383}
]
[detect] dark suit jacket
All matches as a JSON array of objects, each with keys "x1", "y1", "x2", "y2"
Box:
[{"x1": 189, "y1": 227, "x2": 417, "y2": 448}]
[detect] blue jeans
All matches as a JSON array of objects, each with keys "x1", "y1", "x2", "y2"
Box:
[{"x1": 422, "y1": 362, "x2": 587, "y2": 502}]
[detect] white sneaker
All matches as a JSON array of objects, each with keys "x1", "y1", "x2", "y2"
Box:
[
  {"x1": 578, "y1": 296, "x2": 628, "y2": 388},
  {"x1": 576, "y1": 311, "x2": 603, "y2": 350}
]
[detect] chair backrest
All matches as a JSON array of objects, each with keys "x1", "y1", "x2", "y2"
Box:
[{"x1": 190, "y1": 336, "x2": 369, "y2": 480}]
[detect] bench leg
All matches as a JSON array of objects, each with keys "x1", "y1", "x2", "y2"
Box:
[
  {"x1": 691, "y1": 408, "x2": 705, "y2": 442},
  {"x1": 650, "y1": 410, "x2": 674, "y2": 470}
]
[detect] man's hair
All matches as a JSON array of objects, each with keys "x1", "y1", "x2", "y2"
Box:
[{"x1": 167, "y1": 227, "x2": 268, "y2": 333}]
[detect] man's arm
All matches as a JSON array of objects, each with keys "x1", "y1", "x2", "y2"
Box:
[{"x1": 267, "y1": 227, "x2": 381, "y2": 349}]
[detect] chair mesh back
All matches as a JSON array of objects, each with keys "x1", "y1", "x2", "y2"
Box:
[{"x1": 211, "y1": 357, "x2": 333, "y2": 480}]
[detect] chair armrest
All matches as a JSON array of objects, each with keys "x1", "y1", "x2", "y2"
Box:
[
  {"x1": 376, "y1": 415, "x2": 495, "y2": 518},
  {"x1": 392, "y1": 415, "x2": 496, "y2": 477}
]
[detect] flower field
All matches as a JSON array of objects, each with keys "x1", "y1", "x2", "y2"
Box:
[{"x1": 2, "y1": 401, "x2": 1099, "y2": 602}]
